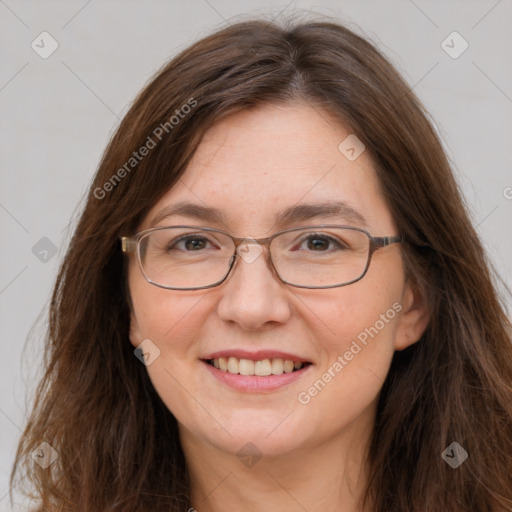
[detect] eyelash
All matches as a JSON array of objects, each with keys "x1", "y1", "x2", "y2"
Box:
[{"x1": 169, "y1": 233, "x2": 346, "y2": 252}]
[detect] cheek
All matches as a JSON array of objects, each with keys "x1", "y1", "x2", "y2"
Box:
[
  {"x1": 129, "y1": 267, "x2": 205, "y2": 346},
  {"x1": 296, "y1": 263, "x2": 403, "y2": 414},
  {"x1": 310, "y1": 258, "x2": 402, "y2": 346},
  {"x1": 294, "y1": 302, "x2": 399, "y2": 433},
  {"x1": 129, "y1": 277, "x2": 210, "y2": 426}
]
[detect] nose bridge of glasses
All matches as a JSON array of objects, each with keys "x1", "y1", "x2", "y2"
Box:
[
  {"x1": 231, "y1": 234, "x2": 273, "y2": 249},
  {"x1": 231, "y1": 235, "x2": 274, "y2": 269}
]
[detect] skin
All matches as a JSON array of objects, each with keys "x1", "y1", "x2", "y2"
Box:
[{"x1": 128, "y1": 102, "x2": 429, "y2": 512}]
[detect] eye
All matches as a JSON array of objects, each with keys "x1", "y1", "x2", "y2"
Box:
[
  {"x1": 169, "y1": 235, "x2": 216, "y2": 251},
  {"x1": 295, "y1": 233, "x2": 348, "y2": 252}
]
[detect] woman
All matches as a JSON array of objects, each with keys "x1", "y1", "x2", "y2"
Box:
[{"x1": 11, "y1": 17, "x2": 512, "y2": 512}]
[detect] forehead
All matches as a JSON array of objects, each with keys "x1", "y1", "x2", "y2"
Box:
[{"x1": 144, "y1": 103, "x2": 395, "y2": 235}]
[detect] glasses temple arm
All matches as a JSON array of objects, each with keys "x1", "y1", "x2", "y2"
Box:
[
  {"x1": 372, "y1": 235, "x2": 403, "y2": 248},
  {"x1": 120, "y1": 237, "x2": 138, "y2": 253}
]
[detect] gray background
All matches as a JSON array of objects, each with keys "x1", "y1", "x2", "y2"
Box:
[{"x1": 1, "y1": 0, "x2": 511, "y2": 509}]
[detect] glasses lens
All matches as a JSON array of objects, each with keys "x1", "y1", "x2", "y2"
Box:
[
  {"x1": 271, "y1": 227, "x2": 370, "y2": 287},
  {"x1": 138, "y1": 227, "x2": 234, "y2": 289}
]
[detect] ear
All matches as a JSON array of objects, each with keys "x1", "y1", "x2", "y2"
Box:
[
  {"x1": 394, "y1": 282, "x2": 430, "y2": 351},
  {"x1": 129, "y1": 309, "x2": 143, "y2": 349}
]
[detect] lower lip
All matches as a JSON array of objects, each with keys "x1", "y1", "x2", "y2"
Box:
[{"x1": 202, "y1": 360, "x2": 311, "y2": 392}]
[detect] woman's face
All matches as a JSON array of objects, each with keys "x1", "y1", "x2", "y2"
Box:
[{"x1": 128, "y1": 103, "x2": 427, "y2": 459}]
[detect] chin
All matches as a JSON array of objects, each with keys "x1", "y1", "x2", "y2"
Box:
[{"x1": 180, "y1": 409, "x2": 317, "y2": 459}]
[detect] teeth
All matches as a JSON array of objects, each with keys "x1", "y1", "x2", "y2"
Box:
[
  {"x1": 227, "y1": 357, "x2": 239, "y2": 374},
  {"x1": 283, "y1": 360, "x2": 294, "y2": 373},
  {"x1": 239, "y1": 359, "x2": 254, "y2": 375},
  {"x1": 271, "y1": 358, "x2": 283, "y2": 375},
  {"x1": 209, "y1": 357, "x2": 305, "y2": 376},
  {"x1": 254, "y1": 359, "x2": 272, "y2": 376}
]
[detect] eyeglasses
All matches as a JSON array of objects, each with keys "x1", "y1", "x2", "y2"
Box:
[{"x1": 120, "y1": 225, "x2": 402, "y2": 290}]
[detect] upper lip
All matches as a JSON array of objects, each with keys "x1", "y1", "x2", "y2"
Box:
[{"x1": 201, "y1": 349, "x2": 310, "y2": 363}]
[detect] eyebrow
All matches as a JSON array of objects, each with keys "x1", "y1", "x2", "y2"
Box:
[{"x1": 149, "y1": 200, "x2": 368, "y2": 230}]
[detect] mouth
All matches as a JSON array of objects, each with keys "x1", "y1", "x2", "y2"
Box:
[
  {"x1": 200, "y1": 350, "x2": 313, "y2": 392},
  {"x1": 204, "y1": 356, "x2": 312, "y2": 376}
]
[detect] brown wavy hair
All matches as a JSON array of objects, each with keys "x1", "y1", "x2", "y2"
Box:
[{"x1": 11, "y1": 16, "x2": 512, "y2": 512}]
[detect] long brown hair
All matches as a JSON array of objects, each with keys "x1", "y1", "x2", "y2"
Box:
[{"x1": 11, "y1": 17, "x2": 512, "y2": 512}]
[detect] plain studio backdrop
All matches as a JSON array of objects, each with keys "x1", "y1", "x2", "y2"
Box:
[{"x1": 0, "y1": 0, "x2": 511, "y2": 509}]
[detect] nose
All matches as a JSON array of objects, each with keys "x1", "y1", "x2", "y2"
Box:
[{"x1": 216, "y1": 243, "x2": 292, "y2": 330}]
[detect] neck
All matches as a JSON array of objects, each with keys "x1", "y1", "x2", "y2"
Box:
[{"x1": 180, "y1": 406, "x2": 375, "y2": 512}]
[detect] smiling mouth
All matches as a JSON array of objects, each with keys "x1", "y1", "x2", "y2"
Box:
[{"x1": 205, "y1": 357, "x2": 311, "y2": 376}]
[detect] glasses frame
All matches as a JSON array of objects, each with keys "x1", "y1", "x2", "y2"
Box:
[{"x1": 120, "y1": 224, "x2": 402, "y2": 290}]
